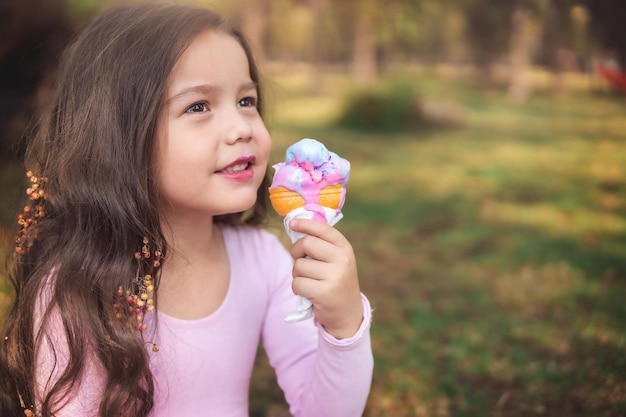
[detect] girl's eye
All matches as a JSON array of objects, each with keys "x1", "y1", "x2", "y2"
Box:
[
  {"x1": 238, "y1": 97, "x2": 257, "y2": 108},
  {"x1": 186, "y1": 102, "x2": 208, "y2": 113}
]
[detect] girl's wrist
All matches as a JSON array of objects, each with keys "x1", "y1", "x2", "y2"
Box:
[{"x1": 320, "y1": 294, "x2": 369, "y2": 340}]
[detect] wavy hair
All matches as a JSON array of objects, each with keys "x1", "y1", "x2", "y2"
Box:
[{"x1": 0, "y1": 3, "x2": 269, "y2": 416}]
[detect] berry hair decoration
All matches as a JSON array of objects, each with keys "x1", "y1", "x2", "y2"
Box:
[
  {"x1": 15, "y1": 171, "x2": 47, "y2": 256},
  {"x1": 114, "y1": 236, "x2": 162, "y2": 335}
]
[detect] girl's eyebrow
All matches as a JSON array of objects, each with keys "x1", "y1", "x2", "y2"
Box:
[
  {"x1": 241, "y1": 81, "x2": 258, "y2": 92},
  {"x1": 167, "y1": 81, "x2": 258, "y2": 103},
  {"x1": 167, "y1": 84, "x2": 217, "y2": 104}
]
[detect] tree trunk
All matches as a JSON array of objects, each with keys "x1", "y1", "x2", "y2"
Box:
[
  {"x1": 308, "y1": 0, "x2": 327, "y2": 92},
  {"x1": 508, "y1": 3, "x2": 531, "y2": 103},
  {"x1": 352, "y1": 9, "x2": 376, "y2": 84}
]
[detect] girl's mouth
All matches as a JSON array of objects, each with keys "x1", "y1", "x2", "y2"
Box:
[
  {"x1": 220, "y1": 162, "x2": 250, "y2": 173},
  {"x1": 216, "y1": 154, "x2": 256, "y2": 179}
]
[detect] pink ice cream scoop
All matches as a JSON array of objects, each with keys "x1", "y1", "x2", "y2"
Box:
[{"x1": 269, "y1": 138, "x2": 350, "y2": 222}]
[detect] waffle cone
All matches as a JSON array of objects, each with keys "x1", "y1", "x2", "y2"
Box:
[
  {"x1": 269, "y1": 184, "x2": 343, "y2": 217},
  {"x1": 269, "y1": 187, "x2": 306, "y2": 216},
  {"x1": 318, "y1": 184, "x2": 343, "y2": 210}
]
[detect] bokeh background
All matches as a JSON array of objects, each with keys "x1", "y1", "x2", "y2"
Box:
[{"x1": 1, "y1": 0, "x2": 626, "y2": 416}]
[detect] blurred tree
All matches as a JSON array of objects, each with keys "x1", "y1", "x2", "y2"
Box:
[
  {"x1": 462, "y1": 0, "x2": 516, "y2": 84},
  {"x1": 379, "y1": 0, "x2": 466, "y2": 66},
  {"x1": 265, "y1": 0, "x2": 316, "y2": 63},
  {"x1": 340, "y1": 0, "x2": 468, "y2": 83},
  {"x1": 323, "y1": 0, "x2": 380, "y2": 84},
  {"x1": 462, "y1": 0, "x2": 547, "y2": 101},
  {"x1": 508, "y1": 0, "x2": 533, "y2": 102},
  {"x1": 309, "y1": 0, "x2": 329, "y2": 90},
  {"x1": 312, "y1": 0, "x2": 353, "y2": 64},
  {"x1": 583, "y1": 0, "x2": 626, "y2": 67},
  {"x1": 538, "y1": 0, "x2": 587, "y2": 96},
  {"x1": 0, "y1": 0, "x2": 75, "y2": 158},
  {"x1": 265, "y1": 0, "x2": 381, "y2": 83},
  {"x1": 351, "y1": 0, "x2": 377, "y2": 84}
]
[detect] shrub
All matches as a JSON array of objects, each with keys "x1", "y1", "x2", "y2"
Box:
[{"x1": 336, "y1": 80, "x2": 422, "y2": 132}]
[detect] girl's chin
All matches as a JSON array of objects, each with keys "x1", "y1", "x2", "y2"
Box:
[{"x1": 217, "y1": 197, "x2": 258, "y2": 217}]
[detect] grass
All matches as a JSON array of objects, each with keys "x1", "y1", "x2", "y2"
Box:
[
  {"x1": 2, "y1": 68, "x2": 626, "y2": 416},
  {"x1": 253, "y1": 68, "x2": 626, "y2": 416}
]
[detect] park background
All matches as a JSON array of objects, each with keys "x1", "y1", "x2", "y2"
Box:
[{"x1": 1, "y1": 0, "x2": 625, "y2": 416}]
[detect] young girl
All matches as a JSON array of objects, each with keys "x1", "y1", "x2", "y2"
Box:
[{"x1": 0, "y1": 3, "x2": 373, "y2": 417}]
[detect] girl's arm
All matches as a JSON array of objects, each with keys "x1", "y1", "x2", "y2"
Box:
[{"x1": 261, "y1": 229, "x2": 373, "y2": 417}]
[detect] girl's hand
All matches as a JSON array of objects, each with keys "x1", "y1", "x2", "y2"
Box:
[{"x1": 289, "y1": 218, "x2": 364, "y2": 339}]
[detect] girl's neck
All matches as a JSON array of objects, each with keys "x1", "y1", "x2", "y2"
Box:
[
  {"x1": 156, "y1": 215, "x2": 231, "y2": 319},
  {"x1": 164, "y1": 206, "x2": 217, "y2": 252},
  {"x1": 164, "y1": 214, "x2": 218, "y2": 262}
]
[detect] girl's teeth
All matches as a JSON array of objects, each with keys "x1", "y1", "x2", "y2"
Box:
[{"x1": 223, "y1": 163, "x2": 247, "y2": 173}]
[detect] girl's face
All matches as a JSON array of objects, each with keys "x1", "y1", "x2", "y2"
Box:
[{"x1": 155, "y1": 30, "x2": 271, "y2": 221}]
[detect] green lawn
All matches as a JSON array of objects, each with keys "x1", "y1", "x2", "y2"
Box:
[
  {"x1": 254, "y1": 69, "x2": 626, "y2": 416},
  {"x1": 2, "y1": 68, "x2": 626, "y2": 416}
]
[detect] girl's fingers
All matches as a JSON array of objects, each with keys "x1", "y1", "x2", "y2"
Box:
[
  {"x1": 292, "y1": 256, "x2": 332, "y2": 282},
  {"x1": 289, "y1": 234, "x2": 336, "y2": 262},
  {"x1": 289, "y1": 218, "x2": 345, "y2": 246},
  {"x1": 289, "y1": 219, "x2": 353, "y2": 262},
  {"x1": 291, "y1": 275, "x2": 321, "y2": 300},
  {"x1": 291, "y1": 247, "x2": 357, "y2": 295}
]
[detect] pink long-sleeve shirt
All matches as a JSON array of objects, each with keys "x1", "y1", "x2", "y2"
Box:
[{"x1": 35, "y1": 226, "x2": 373, "y2": 417}]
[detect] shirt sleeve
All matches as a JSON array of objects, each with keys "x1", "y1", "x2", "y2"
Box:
[{"x1": 259, "y1": 231, "x2": 374, "y2": 417}]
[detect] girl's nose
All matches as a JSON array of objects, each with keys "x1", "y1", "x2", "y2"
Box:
[{"x1": 223, "y1": 109, "x2": 253, "y2": 144}]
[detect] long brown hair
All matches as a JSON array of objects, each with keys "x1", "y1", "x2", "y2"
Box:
[{"x1": 0, "y1": 3, "x2": 268, "y2": 416}]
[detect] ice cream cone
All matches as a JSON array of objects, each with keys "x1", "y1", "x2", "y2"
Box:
[
  {"x1": 268, "y1": 138, "x2": 351, "y2": 322},
  {"x1": 269, "y1": 186, "x2": 306, "y2": 217},
  {"x1": 269, "y1": 184, "x2": 343, "y2": 217},
  {"x1": 318, "y1": 184, "x2": 343, "y2": 210}
]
